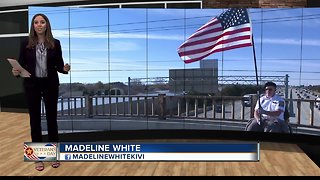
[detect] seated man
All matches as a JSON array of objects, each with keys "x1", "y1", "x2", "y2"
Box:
[{"x1": 245, "y1": 81, "x2": 289, "y2": 133}]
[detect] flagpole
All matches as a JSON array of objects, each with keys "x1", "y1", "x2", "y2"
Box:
[
  {"x1": 251, "y1": 34, "x2": 263, "y2": 121},
  {"x1": 251, "y1": 34, "x2": 259, "y2": 87}
]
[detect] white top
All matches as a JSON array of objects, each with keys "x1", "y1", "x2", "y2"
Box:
[
  {"x1": 35, "y1": 42, "x2": 48, "y2": 78},
  {"x1": 254, "y1": 94, "x2": 285, "y2": 121}
]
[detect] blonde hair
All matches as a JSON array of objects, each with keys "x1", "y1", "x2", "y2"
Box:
[{"x1": 27, "y1": 13, "x2": 55, "y2": 49}]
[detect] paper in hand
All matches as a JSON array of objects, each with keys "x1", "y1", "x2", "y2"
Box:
[{"x1": 7, "y1": 58, "x2": 31, "y2": 77}]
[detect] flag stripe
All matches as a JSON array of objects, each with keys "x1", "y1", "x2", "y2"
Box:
[
  {"x1": 177, "y1": 8, "x2": 252, "y2": 64},
  {"x1": 178, "y1": 25, "x2": 251, "y2": 50},
  {"x1": 188, "y1": 23, "x2": 222, "y2": 40},
  {"x1": 179, "y1": 38, "x2": 252, "y2": 59},
  {"x1": 179, "y1": 35, "x2": 251, "y2": 57},
  {"x1": 179, "y1": 26, "x2": 251, "y2": 58},
  {"x1": 180, "y1": 23, "x2": 250, "y2": 47},
  {"x1": 196, "y1": 18, "x2": 220, "y2": 32},
  {"x1": 183, "y1": 42, "x2": 252, "y2": 64},
  {"x1": 181, "y1": 20, "x2": 221, "y2": 45},
  {"x1": 180, "y1": 40, "x2": 252, "y2": 63}
]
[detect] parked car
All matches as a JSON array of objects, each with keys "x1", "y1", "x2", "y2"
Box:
[
  {"x1": 315, "y1": 97, "x2": 320, "y2": 110},
  {"x1": 243, "y1": 94, "x2": 256, "y2": 107}
]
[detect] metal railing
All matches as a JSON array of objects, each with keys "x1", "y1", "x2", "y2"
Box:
[{"x1": 40, "y1": 94, "x2": 320, "y2": 134}]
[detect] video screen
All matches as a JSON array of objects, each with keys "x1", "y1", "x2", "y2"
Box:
[{"x1": 29, "y1": 6, "x2": 320, "y2": 137}]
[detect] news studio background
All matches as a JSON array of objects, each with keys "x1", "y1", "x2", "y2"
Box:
[
  {"x1": 0, "y1": 0, "x2": 310, "y2": 173},
  {"x1": 20, "y1": 4, "x2": 320, "y2": 166}
]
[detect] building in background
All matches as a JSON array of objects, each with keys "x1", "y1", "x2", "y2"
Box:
[{"x1": 169, "y1": 59, "x2": 218, "y2": 95}]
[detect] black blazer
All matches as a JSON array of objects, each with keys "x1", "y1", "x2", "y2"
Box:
[{"x1": 19, "y1": 38, "x2": 67, "y2": 87}]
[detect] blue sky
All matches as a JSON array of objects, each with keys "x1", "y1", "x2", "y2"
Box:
[{"x1": 29, "y1": 6, "x2": 320, "y2": 86}]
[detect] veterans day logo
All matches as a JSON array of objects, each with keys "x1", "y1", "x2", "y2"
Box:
[{"x1": 24, "y1": 143, "x2": 57, "y2": 161}]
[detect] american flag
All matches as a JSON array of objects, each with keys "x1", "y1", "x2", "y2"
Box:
[{"x1": 177, "y1": 8, "x2": 252, "y2": 64}]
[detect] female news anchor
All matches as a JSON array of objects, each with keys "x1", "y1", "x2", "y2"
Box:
[{"x1": 11, "y1": 13, "x2": 70, "y2": 171}]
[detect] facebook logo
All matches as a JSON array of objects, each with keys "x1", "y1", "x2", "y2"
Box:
[{"x1": 65, "y1": 154, "x2": 71, "y2": 160}]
